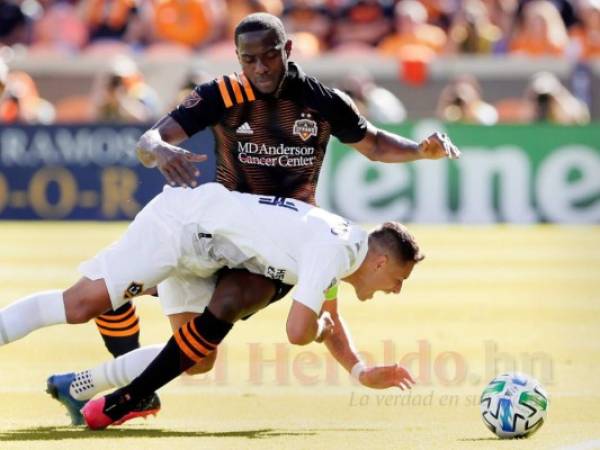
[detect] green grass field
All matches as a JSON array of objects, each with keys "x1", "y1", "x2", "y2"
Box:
[{"x1": 0, "y1": 222, "x2": 599, "y2": 450}]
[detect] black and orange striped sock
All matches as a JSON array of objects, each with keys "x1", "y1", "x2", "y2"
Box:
[
  {"x1": 106, "y1": 308, "x2": 232, "y2": 414},
  {"x1": 95, "y1": 302, "x2": 140, "y2": 358}
]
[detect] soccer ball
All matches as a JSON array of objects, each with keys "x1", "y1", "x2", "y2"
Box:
[{"x1": 480, "y1": 372, "x2": 549, "y2": 439}]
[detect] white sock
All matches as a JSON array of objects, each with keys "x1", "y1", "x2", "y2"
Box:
[
  {"x1": 0, "y1": 290, "x2": 66, "y2": 345},
  {"x1": 69, "y1": 344, "x2": 164, "y2": 401}
]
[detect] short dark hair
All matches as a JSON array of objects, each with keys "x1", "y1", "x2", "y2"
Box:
[
  {"x1": 234, "y1": 13, "x2": 287, "y2": 47},
  {"x1": 369, "y1": 222, "x2": 425, "y2": 263}
]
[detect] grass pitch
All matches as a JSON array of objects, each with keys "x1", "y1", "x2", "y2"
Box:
[{"x1": 0, "y1": 222, "x2": 598, "y2": 450}]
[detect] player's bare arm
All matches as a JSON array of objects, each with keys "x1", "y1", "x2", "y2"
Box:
[
  {"x1": 352, "y1": 121, "x2": 461, "y2": 163},
  {"x1": 135, "y1": 115, "x2": 208, "y2": 187},
  {"x1": 286, "y1": 300, "x2": 321, "y2": 345},
  {"x1": 319, "y1": 298, "x2": 415, "y2": 391}
]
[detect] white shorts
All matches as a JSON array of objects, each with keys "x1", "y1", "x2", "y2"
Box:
[
  {"x1": 157, "y1": 273, "x2": 216, "y2": 316},
  {"x1": 78, "y1": 190, "x2": 182, "y2": 310},
  {"x1": 78, "y1": 185, "x2": 222, "y2": 313}
]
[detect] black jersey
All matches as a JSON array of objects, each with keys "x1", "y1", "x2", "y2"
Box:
[{"x1": 169, "y1": 62, "x2": 367, "y2": 204}]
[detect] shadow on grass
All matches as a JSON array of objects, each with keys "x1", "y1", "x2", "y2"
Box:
[
  {"x1": 457, "y1": 437, "x2": 505, "y2": 441},
  {"x1": 0, "y1": 426, "x2": 375, "y2": 441}
]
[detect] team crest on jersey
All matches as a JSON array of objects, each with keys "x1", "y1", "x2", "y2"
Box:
[
  {"x1": 124, "y1": 281, "x2": 144, "y2": 299},
  {"x1": 182, "y1": 90, "x2": 202, "y2": 108},
  {"x1": 293, "y1": 113, "x2": 318, "y2": 142}
]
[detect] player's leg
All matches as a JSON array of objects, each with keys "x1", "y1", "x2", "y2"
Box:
[
  {"x1": 82, "y1": 271, "x2": 282, "y2": 428},
  {"x1": 2, "y1": 186, "x2": 182, "y2": 347},
  {"x1": 95, "y1": 301, "x2": 141, "y2": 358},
  {"x1": 80, "y1": 307, "x2": 230, "y2": 429},
  {"x1": 46, "y1": 271, "x2": 209, "y2": 426},
  {"x1": 91, "y1": 288, "x2": 159, "y2": 425},
  {"x1": 50, "y1": 270, "x2": 277, "y2": 409},
  {"x1": 47, "y1": 270, "x2": 211, "y2": 425},
  {"x1": 46, "y1": 344, "x2": 164, "y2": 425},
  {"x1": 0, "y1": 277, "x2": 112, "y2": 346},
  {"x1": 167, "y1": 312, "x2": 217, "y2": 375},
  {"x1": 46, "y1": 281, "x2": 175, "y2": 424},
  {"x1": 165, "y1": 269, "x2": 282, "y2": 375},
  {"x1": 46, "y1": 313, "x2": 210, "y2": 426},
  {"x1": 93, "y1": 188, "x2": 192, "y2": 359},
  {"x1": 208, "y1": 269, "x2": 277, "y2": 322}
]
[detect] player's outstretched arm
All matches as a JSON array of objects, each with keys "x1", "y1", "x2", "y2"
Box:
[
  {"x1": 351, "y1": 121, "x2": 461, "y2": 163},
  {"x1": 135, "y1": 115, "x2": 208, "y2": 187},
  {"x1": 320, "y1": 299, "x2": 416, "y2": 391}
]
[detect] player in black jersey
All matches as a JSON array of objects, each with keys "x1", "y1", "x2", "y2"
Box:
[{"x1": 46, "y1": 12, "x2": 460, "y2": 425}]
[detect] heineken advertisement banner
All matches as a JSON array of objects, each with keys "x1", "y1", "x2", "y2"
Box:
[
  {"x1": 0, "y1": 125, "x2": 215, "y2": 220},
  {"x1": 0, "y1": 122, "x2": 598, "y2": 222},
  {"x1": 317, "y1": 121, "x2": 600, "y2": 224}
]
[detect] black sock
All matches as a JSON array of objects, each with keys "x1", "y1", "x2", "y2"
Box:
[
  {"x1": 95, "y1": 302, "x2": 140, "y2": 358},
  {"x1": 103, "y1": 308, "x2": 233, "y2": 420}
]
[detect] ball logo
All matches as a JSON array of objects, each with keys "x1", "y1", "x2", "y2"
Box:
[{"x1": 293, "y1": 113, "x2": 318, "y2": 142}]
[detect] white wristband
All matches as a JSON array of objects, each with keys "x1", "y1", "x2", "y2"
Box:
[
  {"x1": 350, "y1": 361, "x2": 366, "y2": 381},
  {"x1": 136, "y1": 129, "x2": 161, "y2": 168}
]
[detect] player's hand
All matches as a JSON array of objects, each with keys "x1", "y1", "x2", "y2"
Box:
[
  {"x1": 315, "y1": 311, "x2": 335, "y2": 343},
  {"x1": 418, "y1": 132, "x2": 461, "y2": 160},
  {"x1": 358, "y1": 364, "x2": 416, "y2": 390},
  {"x1": 136, "y1": 132, "x2": 208, "y2": 187},
  {"x1": 152, "y1": 145, "x2": 208, "y2": 187}
]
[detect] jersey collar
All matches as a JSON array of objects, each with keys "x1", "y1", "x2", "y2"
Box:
[{"x1": 279, "y1": 61, "x2": 305, "y2": 94}]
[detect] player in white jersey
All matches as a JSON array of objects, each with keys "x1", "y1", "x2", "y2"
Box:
[
  {"x1": 0, "y1": 182, "x2": 423, "y2": 426},
  {"x1": 78, "y1": 182, "x2": 368, "y2": 319}
]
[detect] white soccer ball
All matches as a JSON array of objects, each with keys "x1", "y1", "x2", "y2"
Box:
[{"x1": 480, "y1": 372, "x2": 549, "y2": 439}]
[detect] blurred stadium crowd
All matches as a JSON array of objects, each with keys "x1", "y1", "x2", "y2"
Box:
[{"x1": 0, "y1": 0, "x2": 597, "y2": 125}]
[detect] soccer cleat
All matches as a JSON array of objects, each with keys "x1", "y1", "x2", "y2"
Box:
[
  {"x1": 81, "y1": 397, "x2": 116, "y2": 430},
  {"x1": 82, "y1": 393, "x2": 161, "y2": 430},
  {"x1": 135, "y1": 392, "x2": 161, "y2": 416},
  {"x1": 46, "y1": 373, "x2": 87, "y2": 426}
]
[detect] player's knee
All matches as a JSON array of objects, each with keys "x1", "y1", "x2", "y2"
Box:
[
  {"x1": 211, "y1": 294, "x2": 244, "y2": 322},
  {"x1": 211, "y1": 271, "x2": 276, "y2": 322},
  {"x1": 63, "y1": 295, "x2": 96, "y2": 323},
  {"x1": 63, "y1": 279, "x2": 111, "y2": 324}
]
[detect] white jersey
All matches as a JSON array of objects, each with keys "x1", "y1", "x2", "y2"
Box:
[
  {"x1": 175, "y1": 183, "x2": 368, "y2": 313},
  {"x1": 80, "y1": 183, "x2": 368, "y2": 315}
]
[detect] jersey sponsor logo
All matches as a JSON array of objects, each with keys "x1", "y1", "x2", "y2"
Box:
[
  {"x1": 182, "y1": 90, "x2": 203, "y2": 108},
  {"x1": 237, "y1": 142, "x2": 316, "y2": 167},
  {"x1": 258, "y1": 196, "x2": 298, "y2": 211},
  {"x1": 266, "y1": 266, "x2": 286, "y2": 280},
  {"x1": 236, "y1": 122, "x2": 254, "y2": 135},
  {"x1": 293, "y1": 113, "x2": 318, "y2": 142},
  {"x1": 124, "y1": 281, "x2": 144, "y2": 299}
]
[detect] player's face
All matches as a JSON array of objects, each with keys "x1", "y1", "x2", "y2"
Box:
[
  {"x1": 236, "y1": 30, "x2": 291, "y2": 94},
  {"x1": 355, "y1": 257, "x2": 415, "y2": 301}
]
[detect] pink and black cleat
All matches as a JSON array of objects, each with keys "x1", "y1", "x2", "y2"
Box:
[{"x1": 82, "y1": 394, "x2": 161, "y2": 430}]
